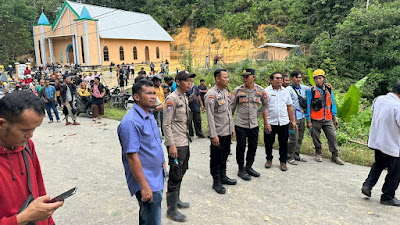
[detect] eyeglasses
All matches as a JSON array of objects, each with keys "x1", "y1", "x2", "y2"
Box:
[{"x1": 274, "y1": 77, "x2": 283, "y2": 80}]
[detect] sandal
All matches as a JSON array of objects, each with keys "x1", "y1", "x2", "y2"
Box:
[
  {"x1": 300, "y1": 158, "x2": 307, "y2": 162},
  {"x1": 288, "y1": 159, "x2": 298, "y2": 165}
]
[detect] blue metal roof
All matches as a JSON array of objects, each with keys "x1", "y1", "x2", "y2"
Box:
[{"x1": 37, "y1": 12, "x2": 50, "y2": 25}]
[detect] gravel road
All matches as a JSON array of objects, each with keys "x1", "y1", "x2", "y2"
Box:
[{"x1": 32, "y1": 117, "x2": 400, "y2": 225}]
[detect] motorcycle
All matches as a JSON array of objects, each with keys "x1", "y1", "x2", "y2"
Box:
[
  {"x1": 75, "y1": 95, "x2": 93, "y2": 117},
  {"x1": 103, "y1": 85, "x2": 111, "y2": 103},
  {"x1": 108, "y1": 87, "x2": 132, "y2": 109}
]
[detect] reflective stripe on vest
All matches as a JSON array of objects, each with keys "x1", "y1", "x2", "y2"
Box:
[{"x1": 311, "y1": 88, "x2": 332, "y2": 120}]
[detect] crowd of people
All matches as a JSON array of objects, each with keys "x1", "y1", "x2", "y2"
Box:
[
  {"x1": 118, "y1": 67, "x2": 400, "y2": 225},
  {"x1": 1, "y1": 63, "x2": 399, "y2": 225}
]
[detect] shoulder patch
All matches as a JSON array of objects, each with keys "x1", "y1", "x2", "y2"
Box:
[
  {"x1": 166, "y1": 101, "x2": 174, "y2": 112},
  {"x1": 209, "y1": 96, "x2": 215, "y2": 105}
]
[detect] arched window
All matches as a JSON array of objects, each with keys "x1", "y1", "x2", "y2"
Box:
[
  {"x1": 133, "y1": 46, "x2": 138, "y2": 60},
  {"x1": 103, "y1": 46, "x2": 109, "y2": 61},
  {"x1": 81, "y1": 37, "x2": 85, "y2": 64},
  {"x1": 156, "y1": 46, "x2": 160, "y2": 59},
  {"x1": 145, "y1": 46, "x2": 149, "y2": 62},
  {"x1": 119, "y1": 46, "x2": 124, "y2": 61}
]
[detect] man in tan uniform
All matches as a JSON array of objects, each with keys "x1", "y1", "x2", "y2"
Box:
[
  {"x1": 163, "y1": 70, "x2": 195, "y2": 222},
  {"x1": 231, "y1": 69, "x2": 269, "y2": 181},
  {"x1": 205, "y1": 68, "x2": 237, "y2": 195}
]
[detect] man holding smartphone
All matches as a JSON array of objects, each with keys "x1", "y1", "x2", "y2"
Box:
[
  {"x1": 118, "y1": 80, "x2": 166, "y2": 225},
  {"x1": 0, "y1": 91, "x2": 63, "y2": 225}
]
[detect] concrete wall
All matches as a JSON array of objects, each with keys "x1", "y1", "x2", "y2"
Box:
[
  {"x1": 34, "y1": 5, "x2": 171, "y2": 67},
  {"x1": 100, "y1": 39, "x2": 171, "y2": 65}
]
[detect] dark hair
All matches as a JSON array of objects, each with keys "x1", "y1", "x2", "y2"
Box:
[
  {"x1": 200, "y1": 79, "x2": 205, "y2": 82},
  {"x1": 283, "y1": 75, "x2": 289, "y2": 79},
  {"x1": 132, "y1": 80, "x2": 154, "y2": 95},
  {"x1": 214, "y1": 67, "x2": 227, "y2": 78},
  {"x1": 270, "y1": 72, "x2": 282, "y2": 80},
  {"x1": 290, "y1": 71, "x2": 302, "y2": 78},
  {"x1": 392, "y1": 80, "x2": 400, "y2": 94},
  {"x1": 0, "y1": 91, "x2": 45, "y2": 124},
  {"x1": 95, "y1": 77, "x2": 100, "y2": 81}
]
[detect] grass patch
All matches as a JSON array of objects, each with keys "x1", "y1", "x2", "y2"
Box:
[{"x1": 103, "y1": 104, "x2": 127, "y2": 121}]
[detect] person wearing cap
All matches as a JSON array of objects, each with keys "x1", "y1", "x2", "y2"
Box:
[
  {"x1": 163, "y1": 70, "x2": 195, "y2": 222},
  {"x1": 152, "y1": 75, "x2": 165, "y2": 136},
  {"x1": 305, "y1": 69, "x2": 344, "y2": 165},
  {"x1": 231, "y1": 69, "x2": 268, "y2": 181},
  {"x1": 205, "y1": 67, "x2": 237, "y2": 194}
]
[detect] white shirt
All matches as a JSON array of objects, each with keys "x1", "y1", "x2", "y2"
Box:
[
  {"x1": 265, "y1": 85, "x2": 293, "y2": 126},
  {"x1": 368, "y1": 93, "x2": 400, "y2": 157}
]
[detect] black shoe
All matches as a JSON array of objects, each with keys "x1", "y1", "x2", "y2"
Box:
[
  {"x1": 380, "y1": 197, "x2": 400, "y2": 206},
  {"x1": 212, "y1": 175, "x2": 226, "y2": 194},
  {"x1": 237, "y1": 169, "x2": 251, "y2": 181},
  {"x1": 197, "y1": 133, "x2": 206, "y2": 138},
  {"x1": 221, "y1": 172, "x2": 237, "y2": 185},
  {"x1": 361, "y1": 185, "x2": 371, "y2": 198},
  {"x1": 246, "y1": 166, "x2": 260, "y2": 177}
]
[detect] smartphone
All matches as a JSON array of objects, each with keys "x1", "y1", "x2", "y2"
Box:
[{"x1": 47, "y1": 187, "x2": 77, "y2": 203}]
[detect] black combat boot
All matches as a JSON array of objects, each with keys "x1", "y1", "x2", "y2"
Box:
[
  {"x1": 166, "y1": 192, "x2": 187, "y2": 222},
  {"x1": 212, "y1": 174, "x2": 226, "y2": 194},
  {"x1": 237, "y1": 165, "x2": 251, "y2": 181},
  {"x1": 221, "y1": 170, "x2": 237, "y2": 185},
  {"x1": 245, "y1": 165, "x2": 260, "y2": 177},
  {"x1": 177, "y1": 190, "x2": 190, "y2": 208}
]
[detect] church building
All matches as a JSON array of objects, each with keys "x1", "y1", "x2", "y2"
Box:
[{"x1": 33, "y1": 0, "x2": 174, "y2": 67}]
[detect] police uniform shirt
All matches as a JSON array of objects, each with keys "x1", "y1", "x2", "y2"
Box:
[
  {"x1": 231, "y1": 84, "x2": 268, "y2": 129},
  {"x1": 163, "y1": 91, "x2": 190, "y2": 147},
  {"x1": 205, "y1": 85, "x2": 233, "y2": 138}
]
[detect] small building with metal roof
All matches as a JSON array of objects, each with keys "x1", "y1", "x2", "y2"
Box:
[
  {"x1": 257, "y1": 43, "x2": 300, "y2": 61},
  {"x1": 33, "y1": 0, "x2": 174, "y2": 67}
]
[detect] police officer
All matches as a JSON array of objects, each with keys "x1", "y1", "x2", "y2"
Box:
[
  {"x1": 163, "y1": 70, "x2": 195, "y2": 222},
  {"x1": 231, "y1": 69, "x2": 268, "y2": 180},
  {"x1": 205, "y1": 68, "x2": 237, "y2": 194}
]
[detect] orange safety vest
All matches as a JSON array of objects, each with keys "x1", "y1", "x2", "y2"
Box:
[{"x1": 310, "y1": 87, "x2": 332, "y2": 121}]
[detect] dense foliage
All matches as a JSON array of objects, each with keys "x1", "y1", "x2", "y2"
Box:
[{"x1": 1, "y1": 0, "x2": 400, "y2": 98}]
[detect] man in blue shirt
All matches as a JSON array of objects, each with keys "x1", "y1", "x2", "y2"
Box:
[
  {"x1": 39, "y1": 79, "x2": 60, "y2": 123},
  {"x1": 285, "y1": 71, "x2": 309, "y2": 165},
  {"x1": 118, "y1": 80, "x2": 166, "y2": 225}
]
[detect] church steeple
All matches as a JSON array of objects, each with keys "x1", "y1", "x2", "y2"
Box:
[
  {"x1": 80, "y1": 6, "x2": 92, "y2": 19},
  {"x1": 37, "y1": 12, "x2": 50, "y2": 25}
]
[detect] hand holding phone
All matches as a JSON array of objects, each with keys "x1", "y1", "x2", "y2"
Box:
[{"x1": 46, "y1": 187, "x2": 77, "y2": 203}]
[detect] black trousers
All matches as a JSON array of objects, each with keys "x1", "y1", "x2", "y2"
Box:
[
  {"x1": 188, "y1": 110, "x2": 203, "y2": 136},
  {"x1": 235, "y1": 126, "x2": 259, "y2": 168},
  {"x1": 210, "y1": 135, "x2": 232, "y2": 176},
  {"x1": 363, "y1": 149, "x2": 400, "y2": 201},
  {"x1": 264, "y1": 124, "x2": 289, "y2": 163},
  {"x1": 167, "y1": 146, "x2": 190, "y2": 193}
]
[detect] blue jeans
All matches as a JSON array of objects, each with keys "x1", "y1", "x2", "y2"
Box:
[
  {"x1": 135, "y1": 190, "x2": 163, "y2": 225},
  {"x1": 45, "y1": 101, "x2": 60, "y2": 121}
]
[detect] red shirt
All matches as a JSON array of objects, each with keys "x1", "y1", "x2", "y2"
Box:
[{"x1": 0, "y1": 140, "x2": 54, "y2": 225}]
